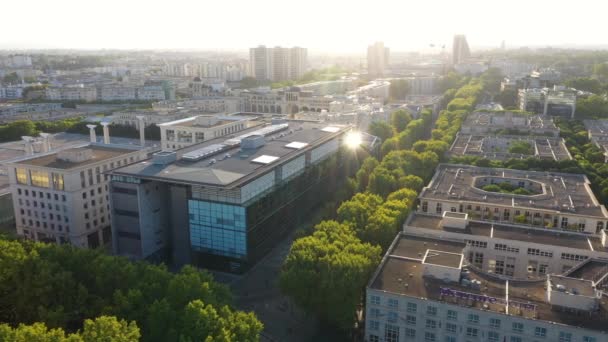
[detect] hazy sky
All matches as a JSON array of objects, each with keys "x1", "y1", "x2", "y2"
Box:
[{"x1": 2, "y1": 0, "x2": 606, "y2": 52}]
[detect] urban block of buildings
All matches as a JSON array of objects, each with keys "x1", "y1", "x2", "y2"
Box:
[
  {"x1": 365, "y1": 164, "x2": 608, "y2": 342},
  {"x1": 418, "y1": 164, "x2": 608, "y2": 233},
  {"x1": 450, "y1": 134, "x2": 571, "y2": 161},
  {"x1": 109, "y1": 118, "x2": 354, "y2": 272},
  {"x1": 460, "y1": 111, "x2": 559, "y2": 137},
  {"x1": 45, "y1": 81, "x2": 176, "y2": 102}
]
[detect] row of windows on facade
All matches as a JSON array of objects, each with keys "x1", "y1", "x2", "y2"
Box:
[
  {"x1": 465, "y1": 240, "x2": 589, "y2": 262},
  {"x1": 18, "y1": 197, "x2": 68, "y2": 211},
  {"x1": 468, "y1": 251, "x2": 580, "y2": 277},
  {"x1": 470, "y1": 240, "x2": 568, "y2": 258},
  {"x1": 368, "y1": 324, "x2": 593, "y2": 342},
  {"x1": 421, "y1": 202, "x2": 605, "y2": 230},
  {"x1": 165, "y1": 123, "x2": 246, "y2": 143},
  {"x1": 367, "y1": 300, "x2": 595, "y2": 342},
  {"x1": 17, "y1": 188, "x2": 67, "y2": 201},
  {"x1": 21, "y1": 218, "x2": 69, "y2": 233}
]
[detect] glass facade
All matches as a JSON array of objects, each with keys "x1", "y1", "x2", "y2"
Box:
[{"x1": 188, "y1": 200, "x2": 246, "y2": 259}]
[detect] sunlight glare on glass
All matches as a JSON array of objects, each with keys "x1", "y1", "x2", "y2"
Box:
[{"x1": 345, "y1": 131, "x2": 362, "y2": 149}]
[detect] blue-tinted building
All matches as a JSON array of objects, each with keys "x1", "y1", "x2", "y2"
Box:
[{"x1": 109, "y1": 118, "x2": 356, "y2": 272}]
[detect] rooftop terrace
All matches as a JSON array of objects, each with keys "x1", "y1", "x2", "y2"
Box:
[
  {"x1": 450, "y1": 134, "x2": 571, "y2": 161},
  {"x1": 420, "y1": 164, "x2": 607, "y2": 218}
]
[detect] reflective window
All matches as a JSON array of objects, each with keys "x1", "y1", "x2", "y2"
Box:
[
  {"x1": 52, "y1": 173, "x2": 64, "y2": 190},
  {"x1": 188, "y1": 200, "x2": 247, "y2": 258},
  {"x1": 30, "y1": 170, "x2": 50, "y2": 188},
  {"x1": 16, "y1": 168, "x2": 28, "y2": 184}
]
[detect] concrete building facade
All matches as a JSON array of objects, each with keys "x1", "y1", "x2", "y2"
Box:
[{"x1": 7, "y1": 139, "x2": 149, "y2": 249}]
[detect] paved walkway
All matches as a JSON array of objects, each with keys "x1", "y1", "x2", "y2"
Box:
[{"x1": 226, "y1": 230, "x2": 319, "y2": 342}]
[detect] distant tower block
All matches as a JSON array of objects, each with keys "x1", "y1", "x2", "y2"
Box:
[
  {"x1": 136, "y1": 116, "x2": 145, "y2": 146},
  {"x1": 86, "y1": 125, "x2": 97, "y2": 143},
  {"x1": 101, "y1": 122, "x2": 111, "y2": 144}
]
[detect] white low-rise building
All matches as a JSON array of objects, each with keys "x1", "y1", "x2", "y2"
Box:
[{"x1": 158, "y1": 114, "x2": 255, "y2": 151}]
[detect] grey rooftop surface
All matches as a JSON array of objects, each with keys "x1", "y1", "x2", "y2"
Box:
[
  {"x1": 369, "y1": 233, "x2": 608, "y2": 333},
  {"x1": 112, "y1": 121, "x2": 349, "y2": 188},
  {"x1": 407, "y1": 213, "x2": 607, "y2": 252},
  {"x1": 420, "y1": 164, "x2": 607, "y2": 218},
  {"x1": 14, "y1": 144, "x2": 141, "y2": 170}
]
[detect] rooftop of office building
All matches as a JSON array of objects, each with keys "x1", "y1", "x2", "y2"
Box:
[
  {"x1": 420, "y1": 164, "x2": 607, "y2": 218},
  {"x1": 13, "y1": 144, "x2": 143, "y2": 170},
  {"x1": 461, "y1": 111, "x2": 558, "y2": 132},
  {"x1": 369, "y1": 233, "x2": 608, "y2": 332},
  {"x1": 406, "y1": 213, "x2": 608, "y2": 252},
  {"x1": 112, "y1": 120, "x2": 351, "y2": 188},
  {"x1": 157, "y1": 114, "x2": 250, "y2": 129},
  {"x1": 449, "y1": 134, "x2": 571, "y2": 161}
]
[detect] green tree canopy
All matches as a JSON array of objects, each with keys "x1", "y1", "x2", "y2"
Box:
[
  {"x1": 390, "y1": 109, "x2": 413, "y2": 132},
  {"x1": 0, "y1": 238, "x2": 260, "y2": 342},
  {"x1": 280, "y1": 221, "x2": 381, "y2": 331},
  {"x1": 565, "y1": 77, "x2": 603, "y2": 94},
  {"x1": 0, "y1": 316, "x2": 139, "y2": 342},
  {"x1": 368, "y1": 121, "x2": 394, "y2": 142}
]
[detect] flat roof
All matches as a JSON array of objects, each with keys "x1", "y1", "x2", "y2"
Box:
[
  {"x1": 112, "y1": 121, "x2": 349, "y2": 188},
  {"x1": 14, "y1": 144, "x2": 140, "y2": 170},
  {"x1": 462, "y1": 112, "x2": 558, "y2": 132},
  {"x1": 369, "y1": 233, "x2": 608, "y2": 333},
  {"x1": 420, "y1": 164, "x2": 607, "y2": 218},
  {"x1": 407, "y1": 213, "x2": 606, "y2": 251},
  {"x1": 158, "y1": 115, "x2": 247, "y2": 128},
  {"x1": 450, "y1": 134, "x2": 571, "y2": 161}
]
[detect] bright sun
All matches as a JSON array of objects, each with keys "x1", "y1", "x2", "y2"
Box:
[{"x1": 345, "y1": 131, "x2": 362, "y2": 149}]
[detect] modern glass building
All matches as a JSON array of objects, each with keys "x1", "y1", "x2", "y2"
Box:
[{"x1": 110, "y1": 119, "x2": 359, "y2": 272}]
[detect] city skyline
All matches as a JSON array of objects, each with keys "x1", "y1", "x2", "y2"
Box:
[{"x1": 2, "y1": 0, "x2": 608, "y2": 52}]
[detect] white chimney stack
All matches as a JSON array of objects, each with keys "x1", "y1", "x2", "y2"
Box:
[
  {"x1": 86, "y1": 125, "x2": 97, "y2": 143},
  {"x1": 39, "y1": 133, "x2": 51, "y2": 152},
  {"x1": 136, "y1": 115, "x2": 145, "y2": 146},
  {"x1": 101, "y1": 122, "x2": 111, "y2": 144},
  {"x1": 22, "y1": 136, "x2": 34, "y2": 155}
]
